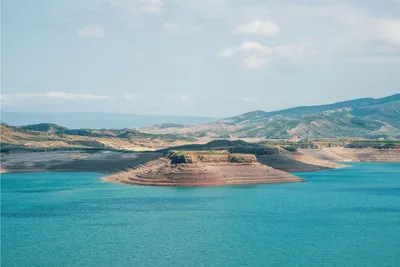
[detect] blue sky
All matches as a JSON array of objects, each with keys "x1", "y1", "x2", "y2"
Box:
[{"x1": 1, "y1": 0, "x2": 400, "y2": 117}]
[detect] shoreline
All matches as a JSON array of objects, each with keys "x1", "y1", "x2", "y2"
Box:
[
  {"x1": 2, "y1": 148, "x2": 399, "y2": 187},
  {"x1": 5, "y1": 160, "x2": 400, "y2": 176},
  {"x1": 102, "y1": 177, "x2": 308, "y2": 187},
  {"x1": 0, "y1": 168, "x2": 112, "y2": 175},
  {"x1": 103, "y1": 158, "x2": 307, "y2": 187},
  {"x1": 300, "y1": 148, "x2": 400, "y2": 163},
  {"x1": 0, "y1": 151, "x2": 163, "y2": 175},
  {"x1": 4, "y1": 160, "x2": 399, "y2": 188}
]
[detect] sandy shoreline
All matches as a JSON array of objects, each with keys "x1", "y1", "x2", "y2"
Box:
[
  {"x1": 1, "y1": 151, "x2": 163, "y2": 174},
  {"x1": 300, "y1": 148, "x2": 400, "y2": 163}
]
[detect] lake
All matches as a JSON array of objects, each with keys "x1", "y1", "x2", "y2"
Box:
[{"x1": 1, "y1": 163, "x2": 400, "y2": 267}]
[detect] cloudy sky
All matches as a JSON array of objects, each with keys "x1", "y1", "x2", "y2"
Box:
[{"x1": 2, "y1": 0, "x2": 400, "y2": 117}]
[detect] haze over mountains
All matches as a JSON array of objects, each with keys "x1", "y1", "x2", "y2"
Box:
[
  {"x1": 2, "y1": 94, "x2": 399, "y2": 140},
  {"x1": 141, "y1": 94, "x2": 400, "y2": 139},
  {"x1": 1, "y1": 112, "x2": 218, "y2": 129}
]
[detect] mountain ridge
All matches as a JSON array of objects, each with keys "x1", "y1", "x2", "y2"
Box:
[{"x1": 140, "y1": 94, "x2": 400, "y2": 139}]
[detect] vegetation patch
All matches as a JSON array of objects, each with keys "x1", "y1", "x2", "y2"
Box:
[
  {"x1": 346, "y1": 140, "x2": 400, "y2": 149},
  {"x1": 166, "y1": 150, "x2": 256, "y2": 164},
  {"x1": 159, "y1": 140, "x2": 281, "y2": 156}
]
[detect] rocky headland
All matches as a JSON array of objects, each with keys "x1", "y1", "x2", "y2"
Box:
[{"x1": 104, "y1": 151, "x2": 306, "y2": 187}]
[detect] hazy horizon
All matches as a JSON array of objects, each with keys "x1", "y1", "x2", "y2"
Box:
[
  {"x1": 2, "y1": 92, "x2": 399, "y2": 118},
  {"x1": 0, "y1": 111, "x2": 220, "y2": 129},
  {"x1": 2, "y1": 92, "x2": 398, "y2": 129}
]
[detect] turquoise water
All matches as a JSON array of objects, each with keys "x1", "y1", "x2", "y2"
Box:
[{"x1": 1, "y1": 163, "x2": 400, "y2": 267}]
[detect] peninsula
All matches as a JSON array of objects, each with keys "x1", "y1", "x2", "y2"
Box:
[{"x1": 104, "y1": 150, "x2": 306, "y2": 186}]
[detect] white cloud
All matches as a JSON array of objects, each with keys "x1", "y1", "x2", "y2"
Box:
[
  {"x1": 288, "y1": 3, "x2": 400, "y2": 47},
  {"x1": 218, "y1": 41, "x2": 272, "y2": 69},
  {"x1": 241, "y1": 41, "x2": 273, "y2": 54},
  {"x1": 374, "y1": 19, "x2": 400, "y2": 46},
  {"x1": 141, "y1": 0, "x2": 163, "y2": 14},
  {"x1": 219, "y1": 41, "x2": 273, "y2": 59},
  {"x1": 266, "y1": 3, "x2": 400, "y2": 63},
  {"x1": 219, "y1": 41, "x2": 321, "y2": 70},
  {"x1": 76, "y1": 24, "x2": 105, "y2": 38},
  {"x1": 233, "y1": 20, "x2": 279, "y2": 36},
  {"x1": 243, "y1": 56, "x2": 269, "y2": 70},
  {"x1": 1, "y1": 91, "x2": 109, "y2": 101},
  {"x1": 46, "y1": 91, "x2": 109, "y2": 100}
]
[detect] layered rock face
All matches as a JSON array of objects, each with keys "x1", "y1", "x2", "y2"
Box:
[
  {"x1": 105, "y1": 151, "x2": 305, "y2": 187},
  {"x1": 166, "y1": 150, "x2": 257, "y2": 164}
]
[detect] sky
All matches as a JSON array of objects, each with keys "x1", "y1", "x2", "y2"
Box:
[{"x1": 1, "y1": 0, "x2": 400, "y2": 117}]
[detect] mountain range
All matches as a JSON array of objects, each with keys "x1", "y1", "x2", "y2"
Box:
[
  {"x1": 140, "y1": 94, "x2": 400, "y2": 139},
  {"x1": 1, "y1": 94, "x2": 399, "y2": 143}
]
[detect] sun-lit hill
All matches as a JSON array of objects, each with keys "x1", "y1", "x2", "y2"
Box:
[
  {"x1": 0, "y1": 123, "x2": 196, "y2": 152},
  {"x1": 140, "y1": 94, "x2": 400, "y2": 139}
]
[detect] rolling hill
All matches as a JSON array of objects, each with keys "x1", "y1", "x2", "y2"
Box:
[
  {"x1": 0, "y1": 123, "x2": 196, "y2": 152},
  {"x1": 139, "y1": 94, "x2": 400, "y2": 139}
]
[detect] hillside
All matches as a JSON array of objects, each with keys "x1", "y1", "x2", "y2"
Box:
[
  {"x1": 0, "y1": 123, "x2": 196, "y2": 152},
  {"x1": 139, "y1": 94, "x2": 400, "y2": 139}
]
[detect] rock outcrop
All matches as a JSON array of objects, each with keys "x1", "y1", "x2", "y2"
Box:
[{"x1": 104, "y1": 151, "x2": 306, "y2": 187}]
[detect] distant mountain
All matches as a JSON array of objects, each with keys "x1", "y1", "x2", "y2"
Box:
[
  {"x1": 140, "y1": 94, "x2": 400, "y2": 139},
  {"x1": 0, "y1": 112, "x2": 219, "y2": 129}
]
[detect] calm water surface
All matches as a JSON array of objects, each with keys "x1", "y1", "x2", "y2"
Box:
[{"x1": 1, "y1": 163, "x2": 400, "y2": 267}]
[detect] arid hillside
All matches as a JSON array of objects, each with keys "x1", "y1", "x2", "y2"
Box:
[{"x1": 0, "y1": 123, "x2": 196, "y2": 152}]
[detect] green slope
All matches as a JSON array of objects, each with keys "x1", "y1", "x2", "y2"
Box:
[
  {"x1": 144, "y1": 94, "x2": 400, "y2": 139},
  {"x1": 211, "y1": 94, "x2": 400, "y2": 139}
]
